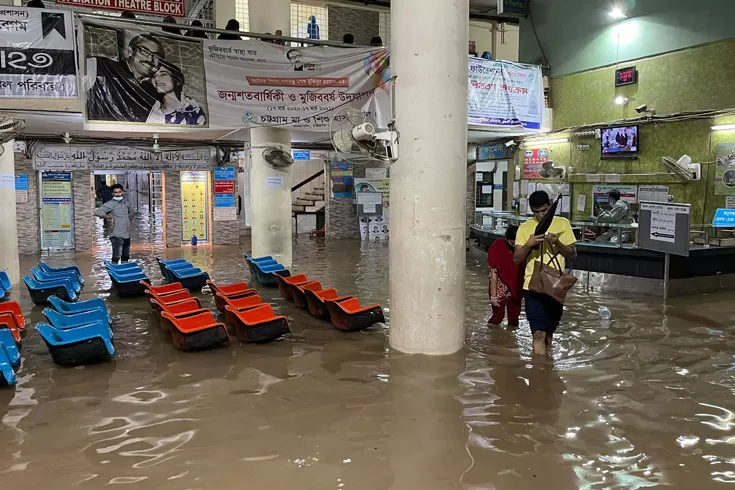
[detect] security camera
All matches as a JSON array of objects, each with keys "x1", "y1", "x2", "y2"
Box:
[
  {"x1": 635, "y1": 104, "x2": 647, "y2": 113},
  {"x1": 505, "y1": 139, "x2": 516, "y2": 148}
]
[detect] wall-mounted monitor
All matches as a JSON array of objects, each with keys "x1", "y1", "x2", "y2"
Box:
[{"x1": 601, "y1": 125, "x2": 639, "y2": 158}]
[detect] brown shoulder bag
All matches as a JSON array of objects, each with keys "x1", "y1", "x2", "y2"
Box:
[{"x1": 528, "y1": 242, "x2": 578, "y2": 304}]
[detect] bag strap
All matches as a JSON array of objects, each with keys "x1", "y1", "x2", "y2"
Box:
[{"x1": 541, "y1": 240, "x2": 563, "y2": 270}]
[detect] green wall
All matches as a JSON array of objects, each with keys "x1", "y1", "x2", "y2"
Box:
[
  {"x1": 514, "y1": 40, "x2": 735, "y2": 225},
  {"x1": 551, "y1": 39, "x2": 735, "y2": 130}
]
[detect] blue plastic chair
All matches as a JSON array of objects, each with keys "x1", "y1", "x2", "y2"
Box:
[
  {"x1": 108, "y1": 269, "x2": 148, "y2": 282},
  {"x1": 48, "y1": 296, "x2": 109, "y2": 321},
  {"x1": 32, "y1": 269, "x2": 82, "y2": 294},
  {"x1": 105, "y1": 261, "x2": 142, "y2": 272},
  {"x1": 170, "y1": 267, "x2": 207, "y2": 279},
  {"x1": 42, "y1": 308, "x2": 113, "y2": 338},
  {"x1": 0, "y1": 343, "x2": 18, "y2": 385},
  {"x1": 36, "y1": 321, "x2": 115, "y2": 366},
  {"x1": 244, "y1": 254, "x2": 274, "y2": 263},
  {"x1": 38, "y1": 261, "x2": 83, "y2": 284},
  {"x1": 0, "y1": 271, "x2": 11, "y2": 292},
  {"x1": 257, "y1": 262, "x2": 287, "y2": 273},
  {"x1": 0, "y1": 284, "x2": 7, "y2": 301},
  {"x1": 24, "y1": 277, "x2": 77, "y2": 303},
  {"x1": 0, "y1": 329, "x2": 21, "y2": 366}
]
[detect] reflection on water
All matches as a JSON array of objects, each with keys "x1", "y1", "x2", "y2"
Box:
[{"x1": 0, "y1": 212, "x2": 734, "y2": 488}]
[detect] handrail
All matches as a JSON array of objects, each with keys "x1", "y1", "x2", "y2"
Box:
[
  {"x1": 76, "y1": 12, "x2": 366, "y2": 48},
  {"x1": 292, "y1": 169, "x2": 324, "y2": 192}
]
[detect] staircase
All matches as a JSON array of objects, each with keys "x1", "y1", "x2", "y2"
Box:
[{"x1": 292, "y1": 170, "x2": 326, "y2": 234}]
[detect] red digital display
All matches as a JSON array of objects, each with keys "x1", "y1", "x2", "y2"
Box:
[{"x1": 615, "y1": 66, "x2": 637, "y2": 87}]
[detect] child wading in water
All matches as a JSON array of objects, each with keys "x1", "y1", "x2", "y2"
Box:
[{"x1": 487, "y1": 226, "x2": 524, "y2": 327}]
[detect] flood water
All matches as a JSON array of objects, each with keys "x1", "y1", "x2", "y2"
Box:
[{"x1": 2, "y1": 211, "x2": 735, "y2": 489}]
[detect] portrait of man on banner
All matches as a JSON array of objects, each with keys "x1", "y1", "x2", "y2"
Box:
[{"x1": 83, "y1": 23, "x2": 209, "y2": 127}]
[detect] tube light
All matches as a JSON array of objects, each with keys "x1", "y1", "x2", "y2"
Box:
[
  {"x1": 608, "y1": 6, "x2": 627, "y2": 19},
  {"x1": 614, "y1": 95, "x2": 628, "y2": 105},
  {"x1": 711, "y1": 124, "x2": 735, "y2": 131},
  {"x1": 525, "y1": 138, "x2": 570, "y2": 146}
]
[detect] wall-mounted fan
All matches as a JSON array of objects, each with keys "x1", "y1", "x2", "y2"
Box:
[
  {"x1": 330, "y1": 107, "x2": 398, "y2": 165},
  {"x1": 262, "y1": 146, "x2": 294, "y2": 169},
  {"x1": 662, "y1": 155, "x2": 701, "y2": 180},
  {"x1": 0, "y1": 113, "x2": 25, "y2": 156}
]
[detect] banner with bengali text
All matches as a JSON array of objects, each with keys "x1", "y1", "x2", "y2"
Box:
[
  {"x1": 468, "y1": 58, "x2": 543, "y2": 129},
  {"x1": 79, "y1": 17, "x2": 392, "y2": 132},
  {"x1": 0, "y1": 7, "x2": 77, "y2": 98}
]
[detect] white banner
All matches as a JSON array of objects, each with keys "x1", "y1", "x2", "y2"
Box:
[
  {"x1": 468, "y1": 58, "x2": 543, "y2": 129},
  {"x1": 0, "y1": 7, "x2": 77, "y2": 98},
  {"x1": 79, "y1": 18, "x2": 392, "y2": 132},
  {"x1": 33, "y1": 143, "x2": 214, "y2": 171}
]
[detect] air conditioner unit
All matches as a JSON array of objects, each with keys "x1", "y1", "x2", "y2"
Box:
[{"x1": 662, "y1": 155, "x2": 701, "y2": 180}]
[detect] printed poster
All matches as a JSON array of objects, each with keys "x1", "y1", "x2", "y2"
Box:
[
  {"x1": 522, "y1": 148, "x2": 549, "y2": 179},
  {"x1": 330, "y1": 161, "x2": 353, "y2": 198},
  {"x1": 715, "y1": 143, "x2": 735, "y2": 196},
  {"x1": 468, "y1": 58, "x2": 543, "y2": 129},
  {"x1": 40, "y1": 172, "x2": 73, "y2": 250},
  {"x1": 354, "y1": 177, "x2": 390, "y2": 209},
  {"x1": 0, "y1": 7, "x2": 77, "y2": 98},
  {"x1": 79, "y1": 17, "x2": 392, "y2": 132},
  {"x1": 181, "y1": 171, "x2": 208, "y2": 242}
]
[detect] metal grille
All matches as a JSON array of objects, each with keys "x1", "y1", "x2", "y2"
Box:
[
  {"x1": 291, "y1": 2, "x2": 328, "y2": 44},
  {"x1": 234, "y1": 0, "x2": 249, "y2": 32}
]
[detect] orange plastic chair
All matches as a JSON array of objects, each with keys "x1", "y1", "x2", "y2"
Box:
[
  {"x1": 0, "y1": 301, "x2": 26, "y2": 332},
  {"x1": 0, "y1": 312, "x2": 23, "y2": 344},
  {"x1": 274, "y1": 273, "x2": 309, "y2": 302},
  {"x1": 304, "y1": 288, "x2": 354, "y2": 320},
  {"x1": 152, "y1": 298, "x2": 207, "y2": 331},
  {"x1": 292, "y1": 280, "x2": 323, "y2": 309},
  {"x1": 207, "y1": 280, "x2": 251, "y2": 296},
  {"x1": 141, "y1": 282, "x2": 185, "y2": 295},
  {"x1": 149, "y1": 292, "x2": 199, "y2": 312},
  {"x1": 213, "y1": 288, "x2": 258, "y2": 313},
  {"x1": 222, "y1": 294, "x2": 264, "y2": 326},
  {"x1": 224, "y1": 304, "x2": 289, "y2": 343},
  {"x1": 325, "y1": 297, "x2": 385, "y2": 332},
  {"x1": 160, "y1": 311, "x2": 229, "y2": 351}
]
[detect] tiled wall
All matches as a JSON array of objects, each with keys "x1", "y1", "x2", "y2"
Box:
[
  {"x1": 327, "y1": 5, "x2": 379, "y2": 45},
  {"x1": 72, "y1": 171, "x2": 94, "y2": 252},
  {"x1": 466, "y1": 164, "x2": 476, "y2": 237},
  {"x1": 164, "y1": 171, "x2": 182, "y2": 248},
  {"x1": 212, "y1": 175, "x2": 239, "y2": 245},
  {"x1": 14, "y1": 155, "x2": 39, "y2": 255},
  {"x1": 326, "y1": 161, "x2": 389, "y2": 240}
]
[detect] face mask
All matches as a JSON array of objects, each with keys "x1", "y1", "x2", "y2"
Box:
[{"x1": 113, "y1": 196, "x2": 123, "y2": 201}]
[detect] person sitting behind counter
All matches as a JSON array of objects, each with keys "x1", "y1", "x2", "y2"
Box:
[{"x1": 594, "y1": 189, "x2": 635, "y2": 243}]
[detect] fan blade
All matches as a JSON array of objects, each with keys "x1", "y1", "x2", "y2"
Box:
[
  {"x1": 346, "y1": 108, "x2": 364, "y2": 126},
  {"x1": 333, "y1": 130, "x2": 355, "y2": 153}
]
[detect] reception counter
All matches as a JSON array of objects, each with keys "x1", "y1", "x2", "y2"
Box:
[{"x1": 470, "y1": 223, "x2": 735, "y2": 297}]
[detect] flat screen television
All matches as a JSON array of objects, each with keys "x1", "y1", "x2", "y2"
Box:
[{"x1": 601, "y1": 125, "x2": 639, "y2": 158}]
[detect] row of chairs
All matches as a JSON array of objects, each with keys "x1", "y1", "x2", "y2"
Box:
[
  {"x1": 208, "y1": 280, "x2": 290, "y2": 343},
  {"x1": 23, "y1": 261, "x2": 84, "y2": 304},
  {"x1": 0, "y1": 271, "x2": 11, "y2": 301},
  {"x1": 35, "y1": 296, "x2": 115, "y2": 367},
  {"x1": 144, "y1": 282, "x2": 230, "y2": 351},
  {"x1": 105, "y1": 261, "x2": 150, "y2": 297},
  {"x1": 0, "y1": 301, "x2": 25, "y2": 385},
  {"x1": 244, "y1": 254, "x2": 290, "y2": 287},
  {"x1": 273, "y1": 273, "x2": 385, "y2": 332},
  {"x1": 156, "y1": 258, "x2": 210, "y2": 291}
]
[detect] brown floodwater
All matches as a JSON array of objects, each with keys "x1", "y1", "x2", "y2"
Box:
[{"x1": 1, "y1": 210, "x2": 735, "y2": 489}]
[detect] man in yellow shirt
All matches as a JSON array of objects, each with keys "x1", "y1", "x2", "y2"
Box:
[{"x1": 514, "y1": 191, "x2": 576, "y2": 355}]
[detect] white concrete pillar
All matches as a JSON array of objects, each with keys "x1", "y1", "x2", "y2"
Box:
[
  {"x1": 250, "y1": 128, "x2": 293, "y2": 267},
  {"x1": 0, "y1": 141, "x2": 20, "y2": 285},
  {"x1": 248, "y1": 0, "x2": 293, "y2": 266},
  {"x1": 389, "y1": 0, "x2": 469, "y2": 355}
]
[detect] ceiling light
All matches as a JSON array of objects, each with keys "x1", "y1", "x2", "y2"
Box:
[
  {"x1": 524, "y1": 138, "x2": 569, "y2": 147},
  {"x1": 608, "y1": 6, "x2": 627, "y2": 19},
  {"x1": 614, "y1": 95, "x2": 628, "y2": 105},
  {"x1": 712, "y1": 124, "x2": 735, "y2": 131}
]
